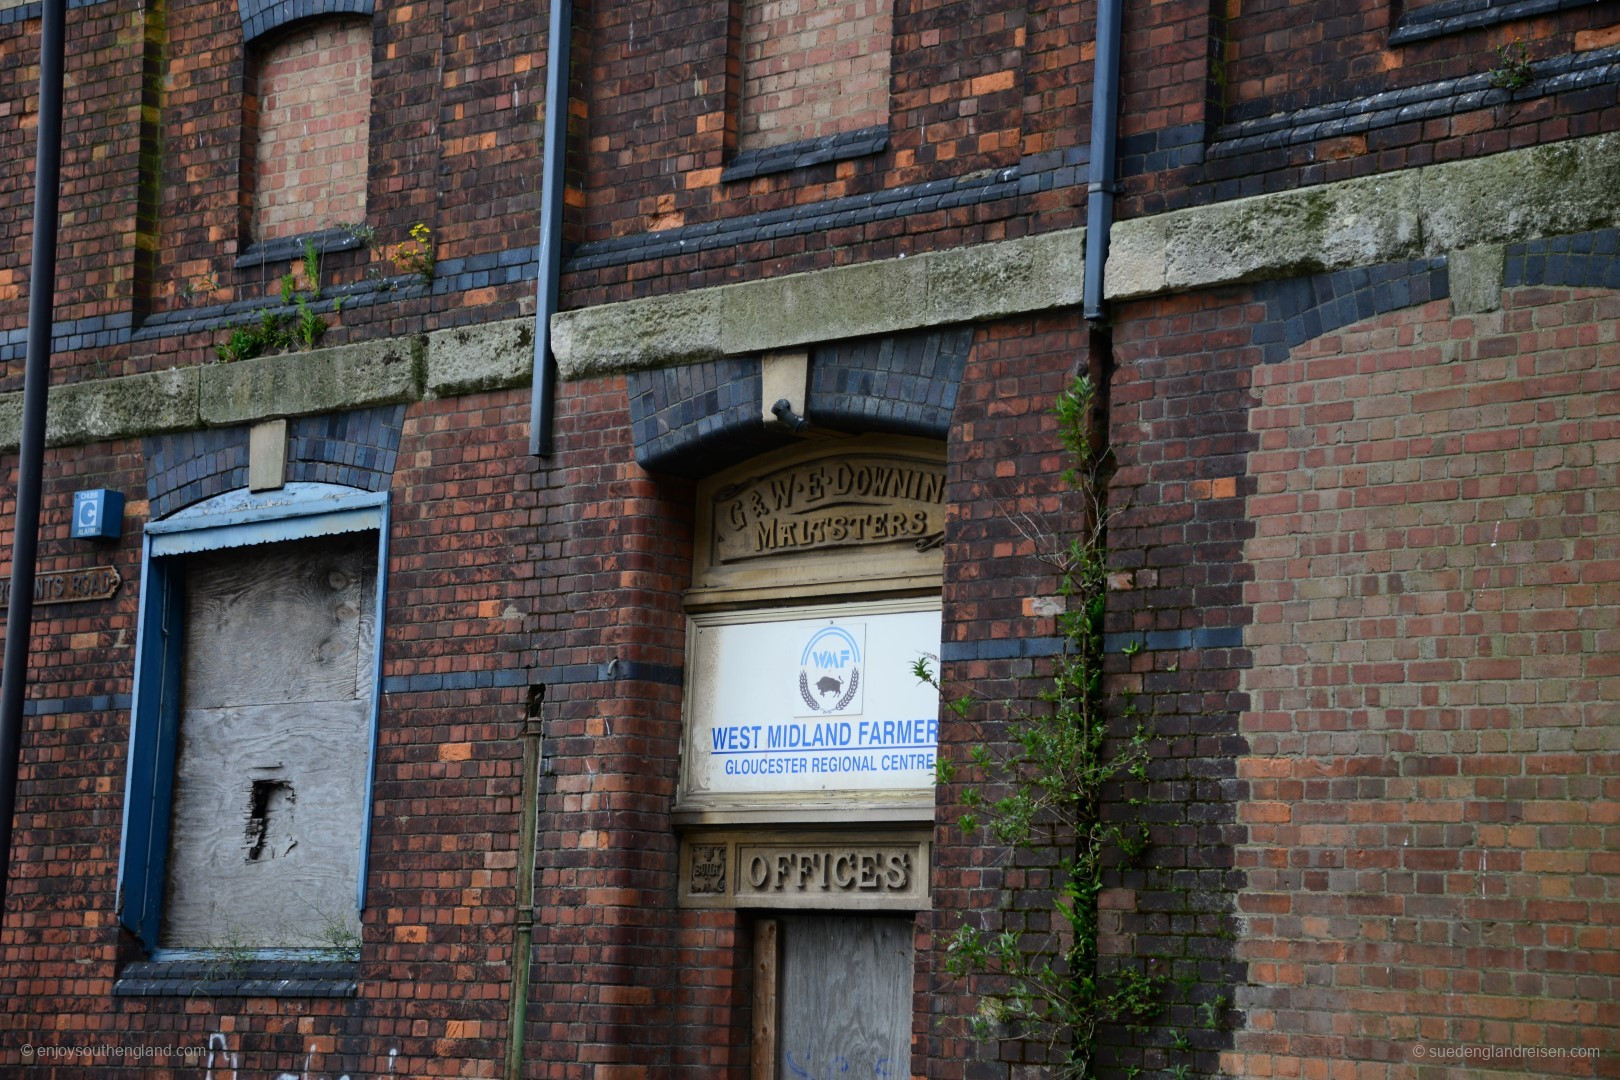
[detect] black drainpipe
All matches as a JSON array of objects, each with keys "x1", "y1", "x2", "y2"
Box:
[
  {"x1": 528, "y1": 0, "x2": 572, "y2": 457},
  {"x1": 503, "y1": 685, "x2": 544, "y2": 1080},
  {"x1": 0, "y1": 0, "x2": 66, "y2": 919},
  {"x1": 1083, "y1": 0, "x2": 1123, "y2": 323}
]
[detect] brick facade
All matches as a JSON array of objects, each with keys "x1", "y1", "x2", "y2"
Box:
[
  {"x1": 926, "y1": 316, "x2": 1092, "y2": 1079},
  {"x1": 0, "y1": 0, "x2": 1613, "y2": 1075},
  {"x1": 1234, "y1": 286, "x2": 1620, "y2": 1077}
]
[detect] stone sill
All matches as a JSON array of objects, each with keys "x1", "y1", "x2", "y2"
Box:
[
  {"x1": 114, "y1": 956, "x2": 358, "y2": 998},
  {"x1": 235, "y1": 227, "x2": 366, "y2": 270},
  {"x1": 721, "y1": 125, "x2": 889, "y2": 183},
  {"x1": 0, "y1": 316, "x2": 538, "y2": 453},
  {"x1": 1390, "y1": 0, "x2": 1604, "y2": 44}
]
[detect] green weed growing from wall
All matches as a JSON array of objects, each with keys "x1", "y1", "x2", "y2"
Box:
[
  {"x1": 1488, "y1": 40, "x2": 1534, "y2": 91},
  {"x1": 390, "y1": 223, "x2": 435, "y2": 283},
  {"x1": 916, "y1": 374, "x2": 1162, "y2": 1078},
  {"x1": 215, "y1": 239, "x2": 327, "y2": 362}
]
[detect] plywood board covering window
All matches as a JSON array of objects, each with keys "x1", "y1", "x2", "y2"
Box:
[
  {"x1": 160, "y1": 532, "x2": 376, "y2": 948},
  {"x1": 739, "y1": 0, "x2": 892, "y2": 149}
]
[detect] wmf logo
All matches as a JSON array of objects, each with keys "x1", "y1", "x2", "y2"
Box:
[{"x1": 796, "y1": 623, "x2": 865, "y2": 715}]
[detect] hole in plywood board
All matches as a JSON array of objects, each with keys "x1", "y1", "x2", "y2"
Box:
[{"x1": 244, "y1": 779, "x2": 296, "y2": 862}]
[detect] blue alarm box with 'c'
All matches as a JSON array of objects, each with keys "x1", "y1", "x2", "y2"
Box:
[{"x1": 72, "y1": 489, "x2": 124, "y2": 540}]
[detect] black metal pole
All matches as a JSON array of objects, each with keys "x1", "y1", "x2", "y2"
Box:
[
  {"x1": 0, "y1": 0, "x2": 66, "y2": 918},
  {"x1": 528, "y1": 0, "x2": 572, "y2": 457}
]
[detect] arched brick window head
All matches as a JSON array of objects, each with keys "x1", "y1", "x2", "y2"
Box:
[{"x1": 252, "y1": 18, "x2": 372, "y2": 243}]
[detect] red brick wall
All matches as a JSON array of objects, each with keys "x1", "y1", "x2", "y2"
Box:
[
  {"x1": 0, "y1": 390, "x2": 541, "y2": 1077},
  {"x1": 0, "y1": 442, "x2": 145, "y2": 1063},
  {"x1": 434, "y1": 0, "x2": 543, "y2": 316},
  {"x1": 1105, "y1": 287, "x2": 1260, "y2": 1077},
  {"x1": 0, "y1": 1, "x2": 147, "y2": 365},
  {"x1": 573, "y1": 0, "x2": 1078, "y2": 300},
  {"x1": 0, "y1": 0, "x2": 1609, "y2": 390},
  {"x1": 738, "y1": 0, "x2": 892, "y2": 148},
  {"x1": 0, "y1": 314, "x2": 1099, "y2": 1080},
  {"x1": 153, "y1": 0, "x2": 249, "y2": 319},
  {"x1": 0, "y1": 0, "x2": 1613, "y2": 1071},
  {"x1": 252, "y1": 19, "x2": 372, "y2": 242},
  {"x1": 523, "y1": 374, "x2": 701, "y2": 1075},
  {"x1": 365, "y1": 391, "x2": 536, "y2": 1076},
  {"x1": 922, "y1": 314, "x2": 1094, "y2": 1077},
  {"x1": 1233, "y1": 286, "x2": 1620, "y2": 1077},
  {"x1": 1221, "y1": 0, "x2": 1620, "y2": 115},
  {"x1": 1118, "y1": 0, "x2": 1620, "y2": 214}
]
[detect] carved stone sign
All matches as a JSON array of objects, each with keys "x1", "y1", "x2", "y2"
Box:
[
  {"x1": 679, "y1": 833, "x2": 930, "y2": 910},
  {"x1": 736, "y1": 844, "x2": 917, "y2": 899},
  {"x1": 690, "y1": 844, "x2": 727, "y2": 895},
  {"x1": 0, "y1": 565, "x2": 122, "y2": 608},
  {"x1": 711, "y1": 455, "x2": 946, "y2": 564},
  {"x1": 690, "y1": 437, "x2": 948, "y2": 605}
]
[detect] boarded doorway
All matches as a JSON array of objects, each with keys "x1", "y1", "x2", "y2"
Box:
[{"x1": 770, "y1": 914, "x2": 912, "y2": 1079}]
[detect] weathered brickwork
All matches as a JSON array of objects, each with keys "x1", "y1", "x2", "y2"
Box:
[
  {"x1": 569, "y1": 0, "x2": 1084, "y2": 303},
  {"x1": 363, "y1": 390, "x2": 535, "y2": 1077},
  {"x1": 0, "y1": 0, "x2": 1599, "y2": 383},
  {"x1": 1125, "y1": 0, "x2": 1620, "y2": 213},
  {"x1": 0, "y1": 391, "x2": 539, "y2": 1077},
  {"x1": 431, "y1": 0, "x2": 544, "y2": 324},
  {"x1": 1105, "y1": 288, "x2": 1262, "y2": 1078},
  {"x1": 240, "y1": 0, "x2": 377, "y2": 48},
  {"x1": 0, "y1": 1, "x2": 145, "y2": 364},
  {"x1": 1233, "y1": 286, "x2": 1620, "y2": 1077},
  {"x1": 925, "y1": 316, "x2": 1093, "y2": 1078},
  {"x1": 0, "y1": 449, "x2": 144, "y2": 1071},
  {"x1": 625, "y1": 327, "x2": 974, "y2": 476},
  {"x1": 0, "y1": 321, "x2": 1125, "y2": 1078},
  {"x1": 252, "y1": 18, "x2": 372, "y2": 242},
  {"x1": 524, "y1": 374, "x2": 697, "y2": 1074},
  {"x1": 142, "y1": 403, "x2": 403, "y2": 517},
  {"x1": 0, "y1": 0, "x2": 1613, "y2": 1071},
  {"x1": 1222, "y1": 0, "x2": 1617, "y2": 116},
  {"x1": 1105, "y1": 271, "x2": 1620, "y2": 1078},
  {"x1": 152, "y1": 0, "x2": 253, "y2": 315}
]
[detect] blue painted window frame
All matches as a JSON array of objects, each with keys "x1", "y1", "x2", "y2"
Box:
[{"x1": 116, "y1": 483, "x2": 390, "y2": 952}]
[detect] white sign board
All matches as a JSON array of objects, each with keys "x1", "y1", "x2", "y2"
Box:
[{"x1": 682, "y1": 600, "x2": 942, "y2": 810}]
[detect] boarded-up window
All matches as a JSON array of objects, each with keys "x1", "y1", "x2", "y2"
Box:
[
  {"x1": 160, "y1": 533, "x2": 376, "y2": 949},
  {"x1": 763, "y1": 914, "x2": 912, "y2": 1078},
  {"x1": 739, "y1": 0, "x2": 892, "y2": 150},
  {"x1": 252, "y1": 19, "x2": 372, "y2": 242}
]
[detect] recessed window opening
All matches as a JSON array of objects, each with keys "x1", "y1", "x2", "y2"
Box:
[
  {"x1": 250, "y1": 17, "x2": 373, "y2": 244},
  {"x1": 117, "y1": 484, "x2": 390, "y2": 957},
  {"x1": 739, "y1": 0, "x2": 892, "y2": 149}
]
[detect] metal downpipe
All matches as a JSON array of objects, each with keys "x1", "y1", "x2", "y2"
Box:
[
  {"x1": 1083, "y1": 0, "x2": 1123, "y2": 323},
  {"x1": 0, "y1": 0, "x2": 66, "y2": 918},
  {"x1": 504, "y1": 689, "x2": 544, "y2": 1079},
  {"x1": 528, "y1": 0, "x2": 572, "y2": 458}
]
